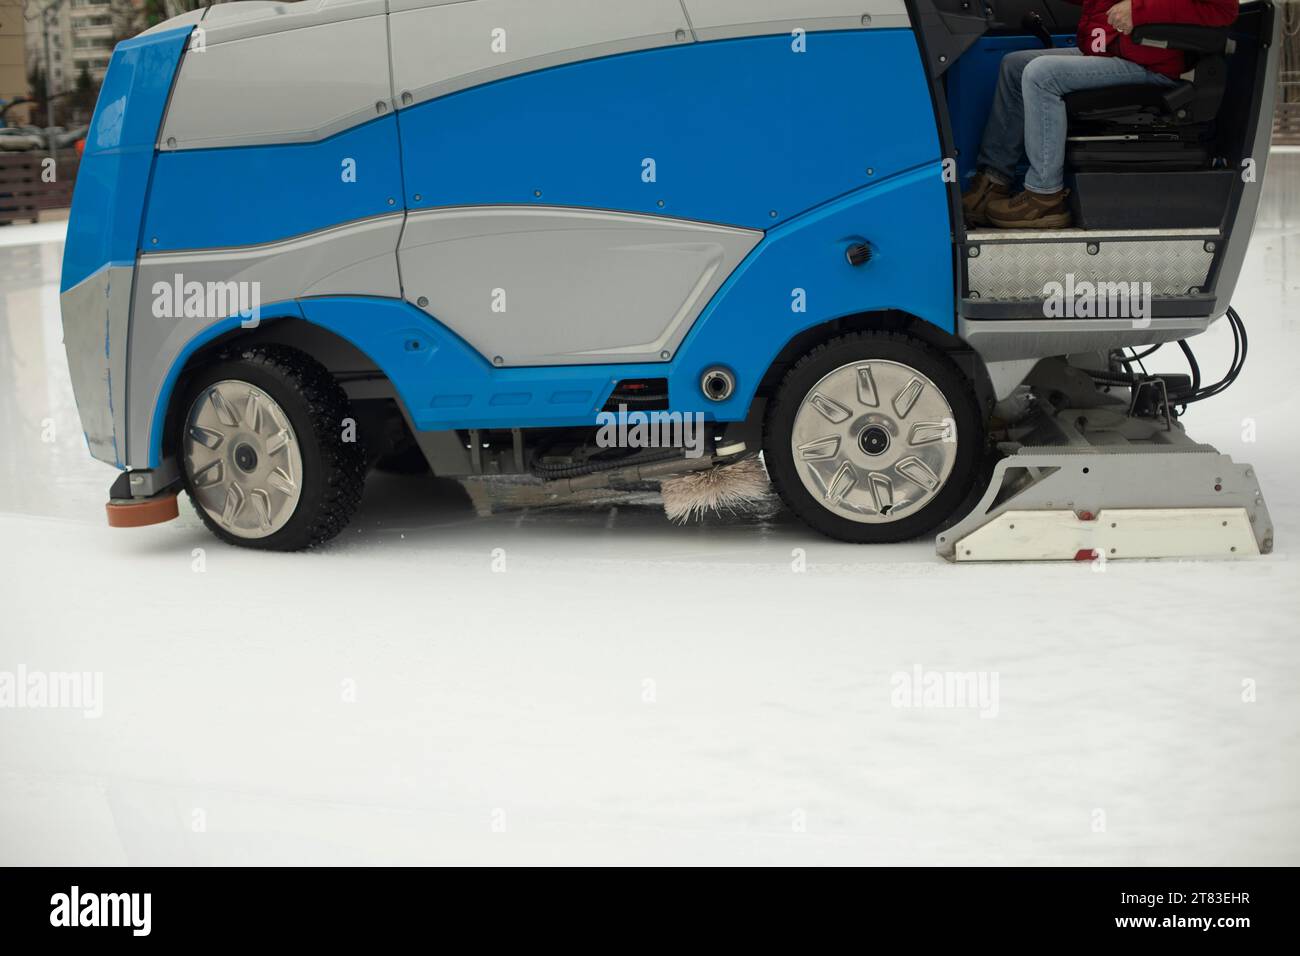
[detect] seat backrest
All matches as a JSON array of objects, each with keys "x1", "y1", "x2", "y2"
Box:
[{"x1": 1131, "y1": 22, "x2": 1234, "y2": 124}]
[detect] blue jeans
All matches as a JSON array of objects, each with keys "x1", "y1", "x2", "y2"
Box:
[{"x1": 977, "y1": 48, "x2": 1176, "y2": 194}]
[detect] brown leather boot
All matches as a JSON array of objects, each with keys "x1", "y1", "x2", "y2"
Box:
[
  {"x1": 961, "y1": 172, "x2": 1010, "y2": 227},
  {"x1": 985, "y1": 188, "x2": 1073, "y2": 229}
]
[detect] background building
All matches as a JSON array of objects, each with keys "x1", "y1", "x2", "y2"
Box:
[
  {"x1": 27, "y1": 0, "x2": 128, "y2": 102},
  {"x1": 1, "y1": 1, "x2": 28, "y2": 122},
  {"x1": 68, "y1": 0, "x2": 118, "y2": 83}
]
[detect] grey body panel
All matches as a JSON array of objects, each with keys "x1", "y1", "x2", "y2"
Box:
[
  {"x1": 60, "y1": 266, "x2": 135, "y2": 466},
  {"x1": 159, "y1": 10, "x2": 392, "y2": 151},
  {"x1": 388, "y1": 0, "x2": 692, "y2": 110},
  {"x1": 681, "y1": 0, "x2": 908, "y2": 40},
  {"x1": 125, "y1": 214, "x2": 404, "y2": 467},
  {"x1": 196, "y1": 0, "x2": 387, "y2": 44},
  {"x1": 960, "y1": 315, "x2": 1212, "y2": 363},
  {"x1": 397, "y1": 206, "x2": 762, "y2": 366}
]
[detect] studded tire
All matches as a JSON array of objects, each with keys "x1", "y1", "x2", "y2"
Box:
[
  {"x1": 763, "y1": 331, "x2": 985, "y2": 544},
  {"x1": 177, "y1": 344, "x2": 366, "y2": 551}
]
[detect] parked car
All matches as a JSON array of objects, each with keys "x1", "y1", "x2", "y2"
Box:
[
  {"x1": 0, "y1": 128, "x2": 44, "y2": 151},
  {"x1": 0, "y1": 125, "x2": 87, "y2": 152}
]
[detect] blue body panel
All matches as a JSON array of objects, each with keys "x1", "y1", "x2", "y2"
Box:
[
  {"x1": 143, "y1": 116, "x2": 405, "y2": 251},
  {"x1": 61, "y1": 26, "x2": 191, "y2": 291},
  {"x1": 402, "y1": 31, "x2": 938, "y2": 231},
  {"x1": 302, "y1": 299, "x2": 669, "y2": 431},
  {"x1": 661, "y1": 162, "x2": 953, "y2": 420}
]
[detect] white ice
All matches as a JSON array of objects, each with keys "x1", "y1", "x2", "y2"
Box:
[{"x1": 1, "y1": 158, "x2": 1298, "y2": 865}]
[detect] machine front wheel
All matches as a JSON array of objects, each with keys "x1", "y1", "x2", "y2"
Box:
[
  {"x1": 176, "y1": 345, "x2": 366, "y2": 551},
  {"x1": 763, "y1": 331, "x2": 984, "y2": 544}
]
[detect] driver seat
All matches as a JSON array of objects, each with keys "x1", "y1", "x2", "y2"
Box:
[{"x1": 1064, "y1": 24, "x2": 1234, "y2": 172}]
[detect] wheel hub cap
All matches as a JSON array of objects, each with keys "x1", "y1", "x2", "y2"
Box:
[
  {"x1": 790, "y1": 360, "x2": 957, "y2": 524},
  {"x1": 182, "y1": 381, "x2": 303, "y2": 539},
  {"x1": 233, "y1": 442, "x2": 259, "y2": 473},
  {"x1": 858, "y1": 424, "x2": 891, "y2": 457}
]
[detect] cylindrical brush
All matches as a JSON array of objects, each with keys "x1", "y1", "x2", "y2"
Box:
[{"x1": 660, "y1": 456, "x2": 772, "y2": 524}]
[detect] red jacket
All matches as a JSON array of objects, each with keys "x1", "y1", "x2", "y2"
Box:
[{"x1": 1074, "y1": 0, "x2": 1239, "y2": 78}]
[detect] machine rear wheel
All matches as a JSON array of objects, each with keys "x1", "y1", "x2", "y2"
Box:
[{"x1": 763, "y1": 331, "x2": 984, "y2": 544}]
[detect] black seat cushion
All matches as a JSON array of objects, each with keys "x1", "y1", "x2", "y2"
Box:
[{"x1": 1065, "y1": 83, "x2": 1181, "y2": 118}]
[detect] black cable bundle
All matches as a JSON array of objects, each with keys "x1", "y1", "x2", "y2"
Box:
[
  {"x1": 1113, "y1": 306, "x2": 1248, "y2": 406},
  {"x1": 1177, "y1": 306, "x2": 1247, "y2": 405}
]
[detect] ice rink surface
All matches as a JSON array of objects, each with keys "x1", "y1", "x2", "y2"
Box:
[{"x1": 2, "y1": 159, "x2": 1298, "y2": 866}]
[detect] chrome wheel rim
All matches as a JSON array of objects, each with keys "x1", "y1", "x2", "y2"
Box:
[
  {"x1": 182, "y1": 380, "x2": 303, "y2": 539},
  {"x1": 790, "y1": 360, "x2": 957, "y2": 524}
]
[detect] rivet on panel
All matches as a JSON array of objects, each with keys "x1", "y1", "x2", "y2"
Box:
[{"x1": 417, "y1": 296, "x2": 429, "y2": 308}]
